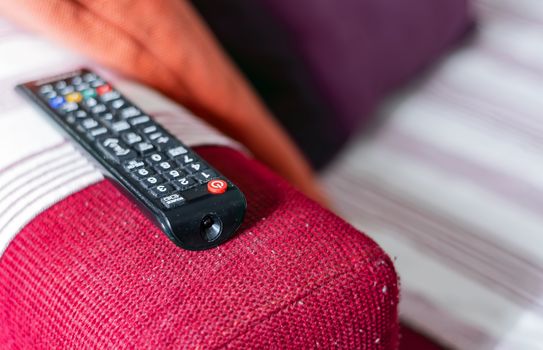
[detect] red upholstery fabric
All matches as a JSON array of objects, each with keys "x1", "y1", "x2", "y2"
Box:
[{"x1": 0, "y1": 146, "x2": 399, "y2": 349}]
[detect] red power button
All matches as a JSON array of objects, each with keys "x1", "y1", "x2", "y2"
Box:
[{"x1": 207, "y1": 179, "x2": 227, "y2": 194}]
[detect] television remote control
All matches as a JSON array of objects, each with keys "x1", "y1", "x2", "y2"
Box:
[{"x1": 17, "y1": 69, "x2": 246, "y2": 250}]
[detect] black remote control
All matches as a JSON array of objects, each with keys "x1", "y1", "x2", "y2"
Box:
[{"x1": 17, "y1": 69, "x2": 246, "y2": 250}]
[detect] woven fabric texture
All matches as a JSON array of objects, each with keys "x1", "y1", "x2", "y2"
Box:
[
  {"x1": 0, "y1": 146, "x2": 399, "y2": 349},
  {"x1": 0, "y1": 0, "x2": 323, "y2": 204}
]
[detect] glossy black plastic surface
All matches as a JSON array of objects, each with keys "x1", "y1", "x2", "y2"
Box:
[{"x1": 17, "y1": 69, "x2": 246, "y2": 250}]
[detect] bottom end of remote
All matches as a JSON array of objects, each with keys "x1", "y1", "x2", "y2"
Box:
[{"x1": 160, "y1": 188, "x2": 246, "y2": 251}]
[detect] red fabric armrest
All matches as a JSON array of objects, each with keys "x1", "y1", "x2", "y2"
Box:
[{"x1": 0, "y1": 146, "x2": 399, "y2": 349}]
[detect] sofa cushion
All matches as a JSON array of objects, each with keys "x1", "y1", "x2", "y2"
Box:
[{"x1": 0, "y1": 146, "x2": 399, "y2": 348}]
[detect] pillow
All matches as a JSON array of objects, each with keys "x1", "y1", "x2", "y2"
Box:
[
  {"x1": 191, "y1": 0, "x2": 474, "y2": 168},
  {"x1": 0, "y1": 0, "x2": 324, "y2": 203}
]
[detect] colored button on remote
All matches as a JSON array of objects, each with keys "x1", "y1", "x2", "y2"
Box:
[
  {"x1": 96, "y1": 84, "x2": 112, "y2": 95},
  {"x1": 81, "y1": 88, "x2": 96, "y2": 99},
  {"x1": 207, "y1": 179, "x2": 227, "y2": 194},
  {"x1": 65, "y1": 92, "x2": 82, "y2": 103},
  {"x1": 48, "y1": 96, "x2": 65, "y2": 109}
]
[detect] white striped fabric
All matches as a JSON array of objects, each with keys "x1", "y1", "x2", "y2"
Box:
[
  {"x1": 0, "y1": 19, "x2": 241, "y2": 256},
  {"x1": 323, "y1": 0, "x2": 543, "y2": 348}
]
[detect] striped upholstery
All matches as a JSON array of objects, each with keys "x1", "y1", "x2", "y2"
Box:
[
  {"x1": 323, "y1": 0, "x2": 543, "y2": 348},
  {"x1": 0, "y1": 19, "x2": 239, "y2": 255}
]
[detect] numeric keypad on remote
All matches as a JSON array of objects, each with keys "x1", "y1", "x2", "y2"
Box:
[{"x1": 26, "y1": 70, "x2": 230, "y2": 211}]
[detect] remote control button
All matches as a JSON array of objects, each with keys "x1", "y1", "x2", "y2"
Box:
[
  {"x1": 154, "y1": 161, "x2": 174, "y2": 172},
  {"x1": 95, "y1": 137, "x2": 136, "y2": 163},
  {"x1": 65, "y1": 114, "x2": 76, "y2": 124},
  {"x1": 73, "y1": 110, "x2": 88, "y2": 119},
  {"x1": 71, "y1": 76, "x2": 83, "y2": 86},
  {"x1": 74, "y1": 124, "x2": 87, "y2": 135},
  {"x1": 80, "y1": 118, "x2": 99, "y2": 130},
  {"x1": 65, "y1": 110, "x2": 85, "y2": 123},
  {"x1": 147, "y1": 131, "x2": 165, "y2": 141},
  {"x1": 160, "y1": 193, "x2": 185, "y2": 209},
  {"x1": 149, "y1": 133, "x2": 176, "y2": 150},
  {"x1": 98, "y1": 116, "x2": 116, "y2": 129},
  {"x1": 108, "y1": 99, "x2": 126, "y2": 110},
  {"x1": 65, "y1": 92, "x2": 82, "y2": 103},
  {"x1": 42, "y1": 91, "x2": 57, "y2": 100},
  {"x1": 175, "y1": 154, "x2": 195, "y2": 166},
  {"x1": 83, "y1": 72, "x2": 97, "y2": 82},
  {"x1": 61, "y1": 102, "x2": 79, "y2": 113},
  {"x1": 76, "y1": 83, "x2": 89, "y2": 92},
  {"x1": 195, "y1": 170, "x2": 218, "y2": 183},
  {"x1": 87, "y1": 127, "x2": 108, "y2": 139},
  {"x1": 82, "y1": 89, "x2": 97, "y2": 99},
  {"x1": 172, "y1": 176, "x2": 197, "y2": 191},
  {"x1": 96, "y1": 112, "x2": 114, "y2": 123},
  {"x1": 48, "y1": 96, "x2": 64, "y2": 109},
  {"x1": 167, "y1": 146, "x2": 188, "y2": 158},
  {"x1": 91, "y1": 104, "x2": 108, "y2": 115},
  {"x1": 91, "y1": 79, "x2": 106, "y2": 88},
  {"x1": 139, "y1": 124, "x2": 158, "y2": 134},
  {"x1": 60, "y1": 86, "x2": 75, "y2": 95},
  {"x1": 127, "y1": 115, "x2": 150, "y2": 126},
  {"x1": 147, "y1": 131, "x2": 164, "y2": 141},
  {"x1": 96, "y1": 84, "x2": 112, "y2": 95},
  {"x1": 140, "y1": 175, "x2": 164, "y2": 188},
  {"x1": 100, "y1": 91, "x2": 121, "y2": 103},
  {"x1": 39, "y1": 84, "x2": 54, "y2": 95},
  {"x1": 131, "y1": 166, "x2": 155, "y2": 180},
  {"x1": 134, "y1": 142, "x2": 155, "y2": 155},
  {"x1": 207, "y1": 179, "x2": 227, "y2": 194},
  {"x1": 119, "y1": 106, "x2": 141, "y2": 119},
  {"x1": 123, "y1": 159, "x2": 145, "y2": 172},
  {"x1": 185, "y1": 162, "x2": 207, "y2": 174},
  {"x1": 149, "y1": 183, "x2": 175, "y2": 197},
  {"x1": 110, "y1": 120, "x2": 131, "y2": 133},
  {"x1": 163, "y1": 168, "x2": 185, "y2": 180},
  {"x1": 145, "y1": 153, "x2": 166, "y2": 165},
  {"x1": 55, "y1": 80, "x2": 67, "y2": 90},
  {"x1": 83, "y1": 97, "x2": 98, "y2": 109},
  {"x1": 121, "y1": 131, "x2": 143, "y2": 145}
]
